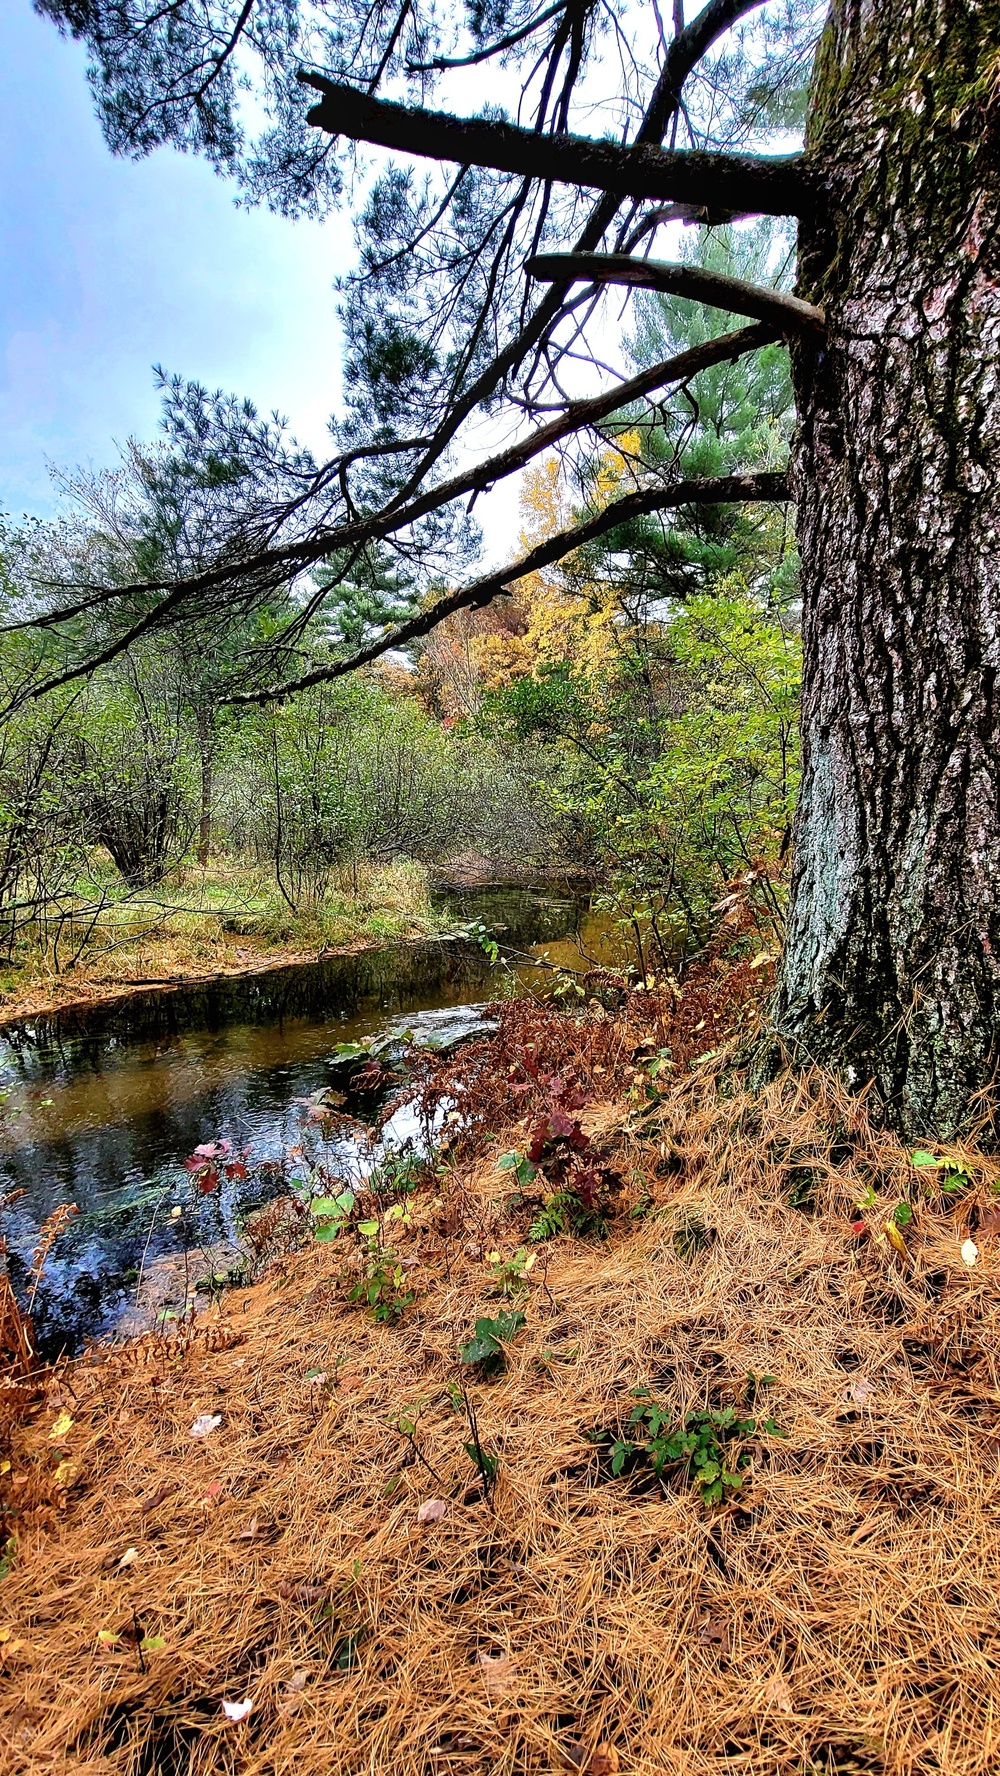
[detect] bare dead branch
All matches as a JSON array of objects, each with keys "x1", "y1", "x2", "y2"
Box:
[
  {"x1": 298, "y1": 75, "x2": 808, "y2": 217},
  {"x1": 526, "y1": 252, "x2": 824, "y2": 333}
]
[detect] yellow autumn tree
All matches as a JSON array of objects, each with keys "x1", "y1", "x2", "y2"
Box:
[{"x1": 471, "y1": 433, "x2": 644, "y2": 694}]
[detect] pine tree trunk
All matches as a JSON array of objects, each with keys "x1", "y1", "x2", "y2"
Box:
[{"x1": 777, "y1": 0, "x2": 1000, "y2": 1138}]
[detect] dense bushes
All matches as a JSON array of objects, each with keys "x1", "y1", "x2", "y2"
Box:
[{"x1": 0, "y1": 649, "x2": 563, "y2": 970}]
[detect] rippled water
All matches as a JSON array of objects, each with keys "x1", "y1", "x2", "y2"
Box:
[{"x1": 0, "y1": 887, "x2": 617, "y2": 1354}]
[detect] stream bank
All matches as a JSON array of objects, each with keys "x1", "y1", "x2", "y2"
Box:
[{"x1": 0, "y1": 886, "x2": 620, "y2": 1357}]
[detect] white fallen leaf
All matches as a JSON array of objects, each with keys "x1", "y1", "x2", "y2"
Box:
[
  {"x1": 961, "y1": 1237, "x2": 979, "y2": 1266},
  {"x1": 190, "y1": 1414, "x2": 223, "y2": 1439},
  {"x1": 117, "y1": 1547, "x2": 138, "y2": 1569},
  {"x1": 222, "y1": 1698, "x2": 253, "y2": 1722},
  {"x1": 477, "y1": 1652, "x2": 514, "y2": 1693},
  {"x1": 851, "y1": 1377, "x2": 876, "y2": 1408},
  {"x1": 417, "y1": 1497, "x2": 448, "y2": 1524},
  {"x1": 763, "y1": 1671, "x2": 794, "y2": 1713}
]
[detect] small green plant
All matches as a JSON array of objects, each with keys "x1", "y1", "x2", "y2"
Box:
[
  {"x1": 347, "y1": 1220, "x2": 415, "y2": 1321},
  {"x1": 911, "y1": 1150, "x2": 971, "y2": 1195},
  {"x1": 465, "y1": 1440, "x2": 498, "y2": 1483},
  {"x1": 744, "y1": 1370, "x2": 776, "y2": 1406},
  {"x1": 468, "y1": 920, "x2": 501, "y2": 965},
  {"x1": 368, "y1": 1152, "x2": 425, "y2": 1197},
  {"x1": 631, "y1": 1045, "x2": 675, "y2": 1103},
  {"x1": 485, "y1": 1247, "x2": 535, "y2": 1297},
  {"x1": 528, "y1": 1193, "x2": 571, "y2": 1242},
  {"x1": 496, "y1": 1149, "x2": 538, "y2": 1190},
  {"x1": 459, "y1": 1308, "x2": 526, "y2": 1377},
  {"x1": 892, "y1": 1200, "x2": 913, "y2": 1228},
  {"x1": 395, "y1": 1401, "x2": 449, "y2": 1490},
  {"x1": 551, "y1": 967, "x2": 586, "y2": 1000},
  {"x1": 673, "y1": 1213, "x2": 711, "y2": 1261},
  {"x1": 608, "y1": 1386, "x2": 785, "y2": 1506},
  {"x1": 456, "y1": 1386, "x2": 498, "y2": 1501},
  {"x1": 309, "y1": 1189, "x2": 356, "y2": 1242}
]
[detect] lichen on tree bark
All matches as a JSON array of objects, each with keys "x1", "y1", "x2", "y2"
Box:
[{"x1": 777, "y1": 0, "x2": 1000, "y2": 1137}]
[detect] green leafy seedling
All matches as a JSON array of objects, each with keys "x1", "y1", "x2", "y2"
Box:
[
  {"x1": 464, "y1": 1442, "x2": 498, "y2": 1481},
  {"x1": 485, "y1": 1247, "x2": 535, "y2": 1297},
  {"x1": 497, "y1": 1150, "x2": 538, "y2": 1189},
  {"x1": 609, "y1": 1390, "x2": 786, "y2": 1507},
  {"x1": 911, "y1": 1149, "x2": 971, "y2": 1195},
  {"x1": 459, "y1": 1308, "x2": 526, "y2": 1377},
  {"x1": 309, "y1": 1189, "x2": 355, "y2": 1242}
]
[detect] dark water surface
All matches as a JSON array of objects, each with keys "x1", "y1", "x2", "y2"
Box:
[{"x1": 0, "y1": 887, "x2": 613, "y2": 1354}]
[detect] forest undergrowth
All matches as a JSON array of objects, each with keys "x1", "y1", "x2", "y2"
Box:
[{"x1": 3, "y1": 949, "x2": 1000, "y2": 1776}]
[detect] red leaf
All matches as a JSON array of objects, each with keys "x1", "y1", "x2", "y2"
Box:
[{"x1": 546, "y1": 1108, "x2": 576, "y2": 1139}]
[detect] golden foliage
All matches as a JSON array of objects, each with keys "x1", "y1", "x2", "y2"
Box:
[{"x1": 418, "y1": 439, "x2": 645, "y2": 717}]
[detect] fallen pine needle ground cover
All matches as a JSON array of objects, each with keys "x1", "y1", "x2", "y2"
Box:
[{"x1": 3, "y1": 986, "x2": 1000, "y2": 1775}]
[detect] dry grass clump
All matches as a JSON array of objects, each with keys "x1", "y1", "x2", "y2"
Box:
[{"x1": 3, "y1": 1058, "x2": 1000, "y2": 1776}]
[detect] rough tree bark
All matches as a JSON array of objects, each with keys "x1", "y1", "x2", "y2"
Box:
[{"x1": 776, "y1": 0, "x2": 1000, "y2": 1138}]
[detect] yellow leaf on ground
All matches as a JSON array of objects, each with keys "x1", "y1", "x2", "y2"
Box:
[
  {"x1": 49, "y1": 1411, "x2": 73, "y2": 1440},
  {"x1": 885, "y1": 1220, "x2": 908, "y2": 1255}
]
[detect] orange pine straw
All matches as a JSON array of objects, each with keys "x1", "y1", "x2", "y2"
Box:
[{"x1": 2, "y1": 1010, "x2": 1000, "y2": 1772}]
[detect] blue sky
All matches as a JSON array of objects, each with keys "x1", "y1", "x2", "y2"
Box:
[{"x1": 0, "y1": 6, "x2": 353, "y2": 521}]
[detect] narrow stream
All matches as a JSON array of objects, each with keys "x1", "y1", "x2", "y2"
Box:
[{"x1": 0, "y1": 887, "x2": 618, "y2": 1356}]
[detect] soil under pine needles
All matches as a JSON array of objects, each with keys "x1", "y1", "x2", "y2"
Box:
[{"x1": 4, "y1": 972, "x2": 1000, "y2": 1775}]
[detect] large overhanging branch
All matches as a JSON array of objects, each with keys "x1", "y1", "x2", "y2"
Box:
[
  {"x1": 526, "y1": 253, "x2": 825, "y2": 335},
  {"x1": 226, "y1": 469, "x2": 791, "y2": 705},
  {"x1": 20, "y1": 322, "x2": 777, "y2": 688},
  {"x1": 356, "y1": 0, "x2": 776, "y2": 514},
  {"x1": 298, "y1": 74, "x2": 808, "y2": 218}
]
